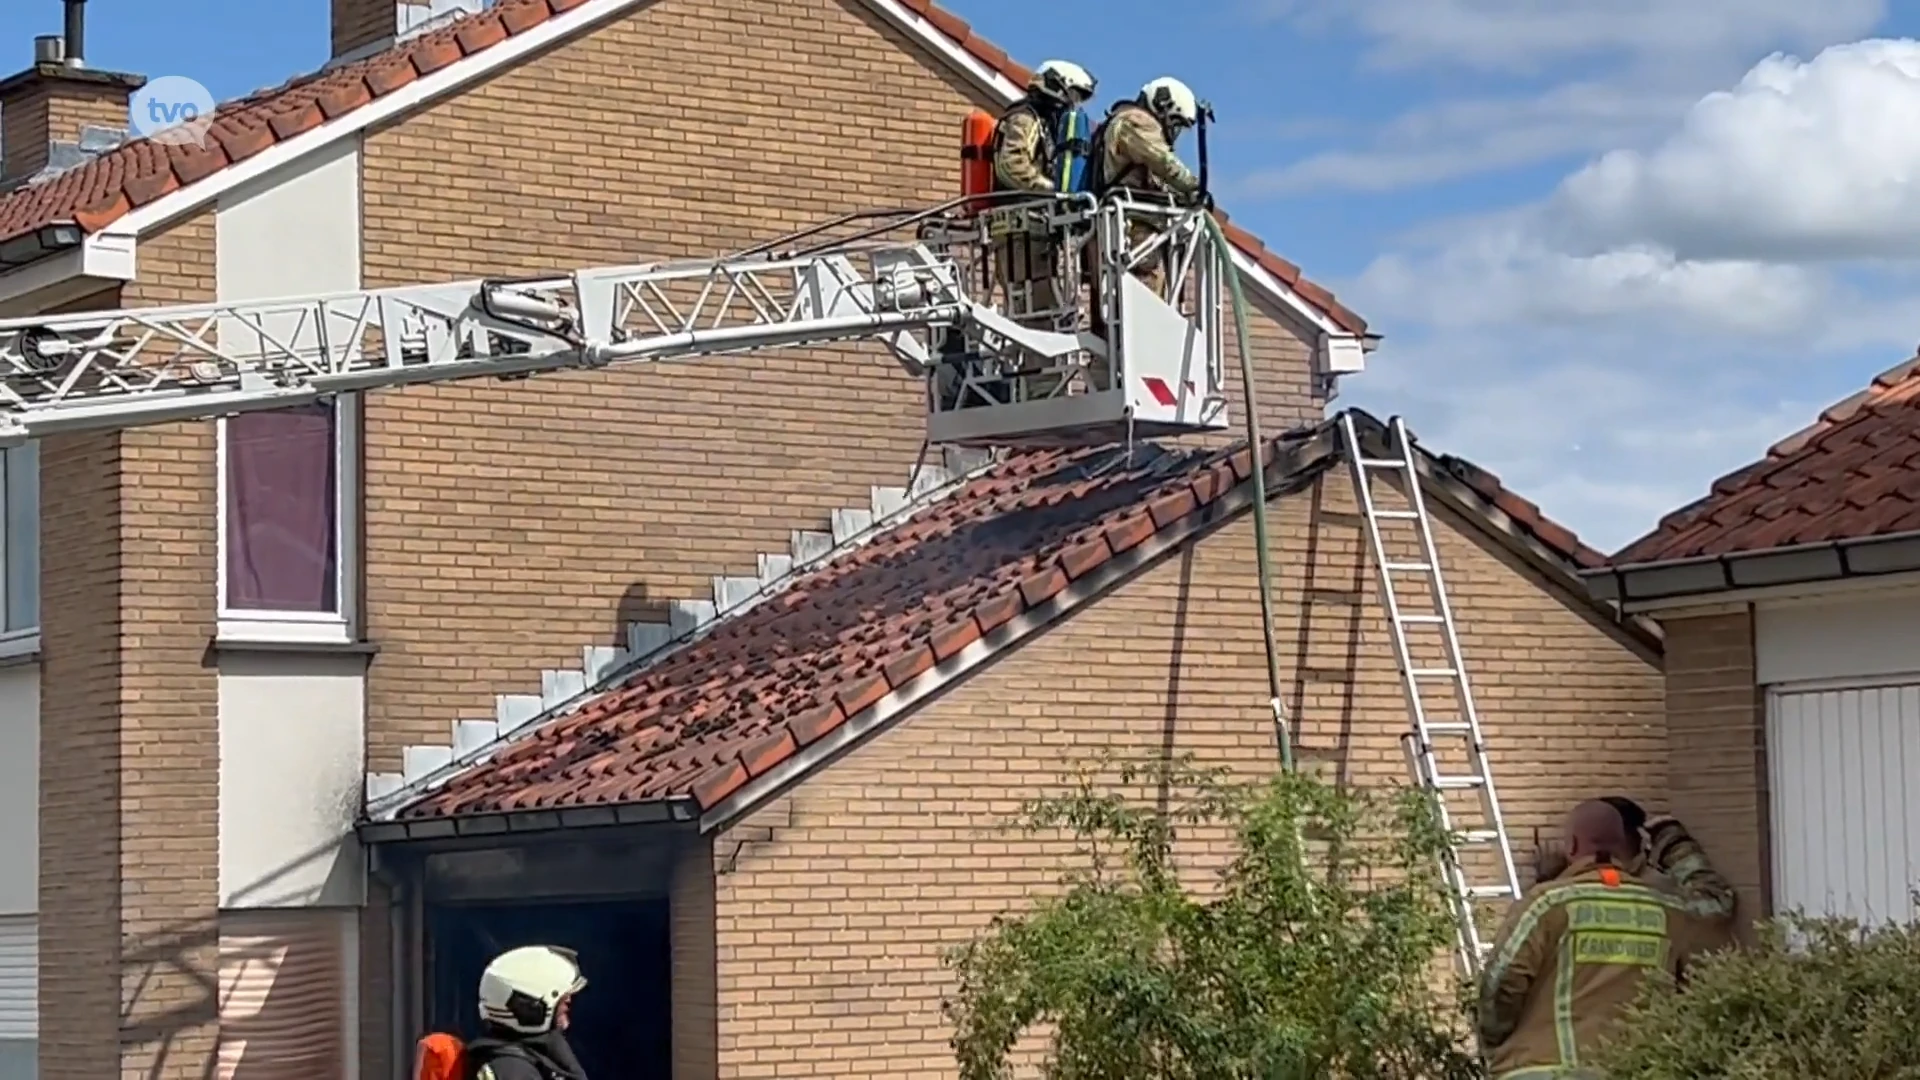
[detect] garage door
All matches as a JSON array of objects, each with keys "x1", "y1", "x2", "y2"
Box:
[
  {"x1": 0, "y1": 915, "x2": 34, "y2": 1080},
  {"x1": 1768, "y1": 683, "x2": 1920, "y2": 926}
]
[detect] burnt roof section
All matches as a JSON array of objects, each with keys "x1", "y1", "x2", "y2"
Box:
[{"x1": 371, "y1": 411, "x2": 1636, "y2": 838}]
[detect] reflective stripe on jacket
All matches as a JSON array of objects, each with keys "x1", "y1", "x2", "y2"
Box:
[{"x1": 1477, "y1": 854, "x2": 1732, "y2": 1077}]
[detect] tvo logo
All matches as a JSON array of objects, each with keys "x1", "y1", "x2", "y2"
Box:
[{"x1": 129, "y1": 75, "x2": 216, "y2": 147}]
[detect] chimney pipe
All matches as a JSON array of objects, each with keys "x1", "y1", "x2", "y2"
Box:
[
  {"x1": 32, "y1": 35, "x2": 64, "y2": 65},
  {"x1": 63, "y1": 0, "x2": 85, "y2": 67}
]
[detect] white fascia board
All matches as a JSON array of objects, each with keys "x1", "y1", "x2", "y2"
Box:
[
  {"x1": 101, "y1": 0, "x2": 654, "y2": 240},
  {"x1": 0, "y1": 232, "x2": 136, "y2": 314}
]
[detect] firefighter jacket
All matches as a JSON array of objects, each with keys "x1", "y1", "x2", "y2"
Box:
[
  {"x1": 1096, "y1": 102, "x2": 1199, "y2": 198},
  {"x1": 991, "y1": 101, "x2": 1055, "y2": 193},
  {"x1": 1476, "y1": 849, "x2": 1736, "y2": 1079}
]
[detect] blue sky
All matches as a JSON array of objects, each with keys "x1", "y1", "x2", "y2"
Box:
[{"x1": 8, "y1": 0, "x2": 1920, "y2": 550}]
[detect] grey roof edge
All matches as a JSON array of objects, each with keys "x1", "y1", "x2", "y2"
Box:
[{"x1": 1580, "y1": 529, "x2": 1920, "y2": 608}]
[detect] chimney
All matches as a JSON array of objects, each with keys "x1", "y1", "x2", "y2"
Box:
[
  {"x1": 1, "y1": 0, "x2": 144, "y2": 186},
  {"x1": 332, "y1": 0, "x2": 494, "y2": 61}
]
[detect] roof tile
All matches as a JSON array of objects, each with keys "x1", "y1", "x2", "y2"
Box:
[
  {"x1": 1613, "y1": 352, "x2": 1920, "y2": 564},
  {"x1": 0, "y1": 0, "x2": 1368, "y2": 336},
  {"x1": 391, "y1": 416, "x2": 1610, "y2": 823}
]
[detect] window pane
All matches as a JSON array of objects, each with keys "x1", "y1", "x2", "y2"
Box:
[
  {"x1": 3, "y1": 443, "x2": 37, "y2": 633},
  {"x1": 225, "y1": 405, "x2": 337, "y2": 613}
]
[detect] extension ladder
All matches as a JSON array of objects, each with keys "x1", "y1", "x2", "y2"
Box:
[{"x1": 1340, "y1": 411, "x2": 1521, "y2": 975}]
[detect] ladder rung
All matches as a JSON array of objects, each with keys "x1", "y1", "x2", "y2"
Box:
[
  {"x1": 1359, "y1": 457, "x2": 1408, "y2": 470},
  {"x1": 1410, "y1": 667, "x2": 1459, "y2": 678},
  {"x1": 1459, "y1": 830, "x2": 1502, "y2": 843},
  {"x1": 1468, "y1": 885, "x2": 1518, "y2": 899},
  {"x1": 1374, "y1": 509, "x2": 1420, "y2": 520},
  {"x1": 1421, "y1": 722, "x2": 1474, "y2": 735},
  {"x1": 1384, "y1": 562, "x2": 1432, "y2": 573},
  {"x1": 1432, "y1": 775, "x2": 1485, "y2": 790},
  {"x1": 1396, "y1": 614, "x2": 1444, "y2": 625}
]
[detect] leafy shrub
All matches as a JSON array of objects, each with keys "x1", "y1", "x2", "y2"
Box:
[
  {"x1": 941, "y1": 756, "x2": 1484, "y2": 1080},
  {"x1": 1597, "y1": 910, "x2": 1920, "y2": 1079}
]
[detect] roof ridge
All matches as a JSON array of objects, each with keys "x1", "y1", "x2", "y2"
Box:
[{"x1": 362, "y1": 445, "x2": 1009, "y2": 818}]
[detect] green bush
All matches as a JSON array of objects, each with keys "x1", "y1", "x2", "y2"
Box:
[
  {"x1": 940, "y1": 756, "x2": 1484, "y2": 1080},
  {"x1": 1597, "y1": 910, "x2": 1920, "y2": 1079}
]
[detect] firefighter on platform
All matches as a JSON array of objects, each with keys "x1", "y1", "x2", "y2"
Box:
[
  {"x1": 1089, "y1": 76, "x2": 1205, "y2": 300},
  {"x1": 1478, "y1": 800, "x2": 1737, "y2": 1079},
  {"x1": 991, "y1": 59, "x2": 1098, "y2": 193},
  {"x1": 984, "y1": 59, "x2": 1096, "y2": 343}
]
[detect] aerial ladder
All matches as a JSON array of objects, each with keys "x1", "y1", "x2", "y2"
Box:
[
  {"x1": 0, "y1": 187, "x2": 1509, "y2": 966},
  {"x1": 0, "y1": 193, "x2": 1231, "y2": 449}
]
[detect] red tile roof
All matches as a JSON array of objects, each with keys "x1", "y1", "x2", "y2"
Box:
[
  {"x1": 1612, "y1": 354, "x2": 1920, "y2": 566},
  {"x1": 0, "y1": 0, "x2": 1368, "y2": 336},
  {"x1": 391, "y1": 413, "x2": 1616, "y2": 824}
]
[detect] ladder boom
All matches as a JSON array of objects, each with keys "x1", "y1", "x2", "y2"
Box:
[{"x1": 0, "y1": 240, "x2": 969, "y2": 444}]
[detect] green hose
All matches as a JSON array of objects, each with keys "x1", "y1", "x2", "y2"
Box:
[{"x1": 1201, "y1": 212, "x2": 1295, "y2": 773}]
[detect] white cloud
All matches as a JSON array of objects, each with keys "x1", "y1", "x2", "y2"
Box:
[
  {"x1": 1550, "y1": 39, "x2": 1920, "y2": 261},
  {"x1": 1255, "y1": 0, "x2": 1884, "y2": 76},
  {"x1": 1353, "y1": 218, "x2": 1832, "y2": 337},
  {"x1": 1235, "y1": 0, "x2": 1888, "y2": 195},
  {"x1": 1317, "y1": 36, "x2": 1920, "y2": 550},
  {"x1": 1239, "y1": 82, "x2": 1696, "y2": 196}
]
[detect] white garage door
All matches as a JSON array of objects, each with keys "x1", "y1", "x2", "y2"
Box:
[
  {"x1": 1768, "y1": 683, "x2": 1920, "y2": 926},
  {"x1": 0, "y1": 915, "x2": 35, "y2": 1080}
]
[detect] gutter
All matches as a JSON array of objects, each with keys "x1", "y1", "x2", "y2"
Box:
[
  {"x1": 1581, "y1": 529, "x2": 1920, "y2": 608},
  {"x1": 356, "y1": 791, "x2": 700, "y2": 845}
]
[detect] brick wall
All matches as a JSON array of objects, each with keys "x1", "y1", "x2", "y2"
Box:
[
  {"x1": 37, "y1": 213, "x2": 221, "y2": 1080},
  {"x1": 705, "y1": 472, "x2": 1666, "y2": 1077},
  {"x1": 353, "y1": 0, "x2": 1326, "y2": 768},
  {"x1": 1660, "y1": 609, "x2": 1768, "y2": 939}
]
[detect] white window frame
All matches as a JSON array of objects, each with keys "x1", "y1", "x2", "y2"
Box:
[
  {"x1": 215, "y1": 396, "x2": 361, "y2": 646},
  {"x1": 0, "y1": 443, "x2": 38, "y2": 660}
]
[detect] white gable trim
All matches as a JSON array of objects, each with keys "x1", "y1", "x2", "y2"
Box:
[
  {"x1": 101, "y1": 0, "x2": 653, "y2": 240},
  {"x1": 853, "y1": 0, "x2": 1364, "y2": 347},
  {"x1": 0, "y1": 233, "x2": 135, "y2": 313}
]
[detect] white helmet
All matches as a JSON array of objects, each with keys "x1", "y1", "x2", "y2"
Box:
[
  {"x1": 1031, "y1": 59, "x2": 1096, "y2": 105},
  {"x1": 478, "y1": 946, "x2": 586, "y2": 1035},
  {"x1": 1139, "y1": 76, "x2": 1200, "y2": 130}
]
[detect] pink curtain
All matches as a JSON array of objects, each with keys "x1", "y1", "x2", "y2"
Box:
[{"x1": 225, "y1": 405, "x2": 337, "y2": 612}]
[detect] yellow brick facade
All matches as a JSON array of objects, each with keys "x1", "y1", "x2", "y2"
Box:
[
  {"x1": 353, "y1": 0, "x2": 1323, "y2": 770},
  {"x1": 37, "y1": 213, "x2": 222, "y2": 1080},
  {"x1": 1658, "y1": 610, "x2": 1770, "y2": 938},
  {"x1": 702, "y1": 472, "x2": 1666, "y2": 1078}
]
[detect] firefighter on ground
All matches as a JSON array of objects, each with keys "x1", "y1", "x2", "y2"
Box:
[
  {"x1": 1479, "y1": 800, "x2": 1737, "y2": 1079},
  {"x1": 466, "y1": 945, "x2": 591, "y2": 1080}
]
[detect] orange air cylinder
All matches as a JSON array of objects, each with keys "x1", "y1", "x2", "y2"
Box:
[{"x1": 960, "y1": 109, "x2": 996, "y2": 210}]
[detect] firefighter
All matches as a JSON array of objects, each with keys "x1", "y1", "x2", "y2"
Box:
[
  {"x1": 1477, "y1": 801, "x2": 1737, "y2": 1079},
  {"x1": 466, "y1": 946, "x2": 590, "y2": 1080},
  {"x1": 991, "y1": 59, "x2": 1097, "y2": 194},
  {"x1": 987, "y1": 60, "x2": 1096, "y2": 340},
  {"x1": 1086, "y1": 75, "x2": 1205, "y2": 313}
]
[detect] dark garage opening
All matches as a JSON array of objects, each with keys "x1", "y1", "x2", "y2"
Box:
[{"x1": 426, "y1": 897, "x2": 672, "y2": 1077}]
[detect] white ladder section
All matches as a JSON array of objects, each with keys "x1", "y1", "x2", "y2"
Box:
[
  {"x1": 0, "y1": 240, "x2": 1001, "y2": 444},
  {"x1": 1340, "y1": 412, "x2": 1521, "y2": 976}
]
